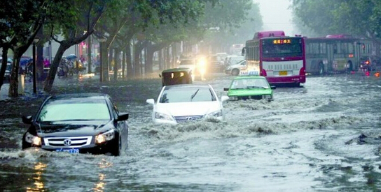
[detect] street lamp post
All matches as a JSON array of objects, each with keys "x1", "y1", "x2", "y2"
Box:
[{"x1": 33, "y1": 38, "x2": 40, "y2": 94}]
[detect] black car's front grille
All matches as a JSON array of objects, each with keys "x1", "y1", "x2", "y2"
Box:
[
  {"x1": 44, "y1": 136, "x2": 92, "y2": 147},
  {"x1": 174, "y1": 115, "x2": 204, "y2": 123}
]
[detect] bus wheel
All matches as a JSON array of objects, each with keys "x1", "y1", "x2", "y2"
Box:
[
  {"x1": 318, "y1": 63, "x2": 325, "y2": 75},
  {"x1": 232, "y1": 69, "x2": 239, "y2": 76}
]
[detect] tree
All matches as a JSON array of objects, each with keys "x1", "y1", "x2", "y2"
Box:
[
  {"x1": 291, "y1": 0, "x2": 381, "y2": 39},
  {"x1": 0, "y1": 0, "x2": 47, "y2": 97},
  {"x1": 43, "y1": 0, "x2": 108, "y2": 92},
  {"x1": 198, "y1": 0, "x2": 258, "y2": 53}
]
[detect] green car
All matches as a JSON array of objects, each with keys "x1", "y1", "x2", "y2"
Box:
[{"x1": 224, "y1": 76, "x2": 275, "y2": 101}]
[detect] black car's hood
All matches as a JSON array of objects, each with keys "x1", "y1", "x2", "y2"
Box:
[{"x1": 35, "y1": 120, "x2": 112, "y2": 137}]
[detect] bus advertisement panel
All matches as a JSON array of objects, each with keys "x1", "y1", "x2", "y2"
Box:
[{"x1": 243, "y1": 31, "x2": 306, "y2": 85}]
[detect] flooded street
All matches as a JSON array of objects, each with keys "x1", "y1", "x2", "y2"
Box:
[{"x1": 1, "y1": 73, "x2": 381, "y2": 191}]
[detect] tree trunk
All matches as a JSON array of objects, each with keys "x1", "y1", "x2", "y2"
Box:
[
  {"x1": 8, "y1": 50, "x2": 22, "y2": 97},
  {"x1": 122, "y1": 50, "x2": 126, "y2": 79},
  {"x1": 44, "y1": 43, "x2": 71, "y2": 92},
  {"x1": 0, "y1": 46, "x2": 9, "y2": 91},
  {"x1": 146, "y1": 47, "x2": 154, "y2": 74},
  {"x1": 165, "y1": 47, "x2": 170, "y2": 69},
  {"x1": 114, "y1": 48, "x2": 120, "y2": 81},
  {"x1": 37, "y1": 44, "x2": 44, "y2": 81},
  {"x1": 126, "y1": 45, "x2": 133, "y2": 78},
  {"x1": 87, "y1": 36, "x2": 92, "y2": 73},
  {"x1": 159, "y1": 49, "x2": 163, "y2": 71},
  {"x1": 134, "y1": 43, "x2": 141, "y2": 77}
]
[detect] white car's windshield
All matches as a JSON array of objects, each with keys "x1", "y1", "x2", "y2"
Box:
[{"x1": 159, "y1": 87, "x2": 216, "y2": 103}]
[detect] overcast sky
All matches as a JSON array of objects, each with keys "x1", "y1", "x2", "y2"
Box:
[{"x1": 253, "y1": 0, "x2": 295, "y2": 36}]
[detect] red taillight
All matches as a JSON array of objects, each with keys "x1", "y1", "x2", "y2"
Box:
[
  {"x1": 365, "y1": 60, "x2": 370, "y2": 65},
  {"x1": 299, "y1": 67, "x2": 305, "y2": 76},
  {"x1": 261, "y1": 69, "x2": 267, "y2": 76}
]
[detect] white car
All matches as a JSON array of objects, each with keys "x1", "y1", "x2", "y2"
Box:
[
  {"x1": 146, "y1": 84, "x2": 229, "y2": 125},
  {"x1": 225, "y1": 60, "x2": 246, "y2": 76}
]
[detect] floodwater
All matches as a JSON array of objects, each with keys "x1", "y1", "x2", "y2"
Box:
[{"x1": 0, "y1": 73, "x2": 381, "y2": 191}]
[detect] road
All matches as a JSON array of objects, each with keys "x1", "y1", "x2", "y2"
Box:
[{"x1": 0, "y1": 72, "x2": 380, "y2": 191}]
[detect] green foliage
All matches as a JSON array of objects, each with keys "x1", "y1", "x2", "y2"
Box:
[
  {"x1": 292, "y1": 0, "x2": 381, "y2": 38},
  {"x1": 201, "y1": 0, "x2": 262, "y2": 52}
]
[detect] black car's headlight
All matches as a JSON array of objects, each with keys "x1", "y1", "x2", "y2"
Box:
[
  {"x1": 25, "y1": 132, "x2": 42, "y2": 146},
  {"x1": 95, "y1": 129, "x2": 115, "y2": 144}
]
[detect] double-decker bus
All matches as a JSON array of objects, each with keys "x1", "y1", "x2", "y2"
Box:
[
  {"x1": 305, "y1": 34, "x2": 359, "y2": 75},
  {"x1": 242, "y1": 31, "x2": 306, "y2": 86}
]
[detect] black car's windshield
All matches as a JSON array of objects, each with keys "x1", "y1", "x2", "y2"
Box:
[
  {"x1": 160, "y1": 87, "x2": 216, "y2": 103},
  {"x1": 37, "y1": 99, "x2": 111, "y2": 122},
  {"x1": 231, "y1": 78, "x2": 270, "y2": 89}
]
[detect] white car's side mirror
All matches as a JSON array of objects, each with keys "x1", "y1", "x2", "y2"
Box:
[
  {"x1": 146, "y1": 99, "x2": 155, "y2": 105},
  {"x1": 220, "y1": 96, "x2": 229, "y2": 102}
]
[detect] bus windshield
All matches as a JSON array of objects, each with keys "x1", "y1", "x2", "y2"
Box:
[{"x1": 262, "y1": 39, "x2": 303, "y2": 58}]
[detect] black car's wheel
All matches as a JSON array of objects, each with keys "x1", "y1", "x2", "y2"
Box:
[
  {"x1": 231, "y1": 69, "x2": 239, "y2": 76},
  {"x1": 21, "y1": 134, "x2": 31, "y2": 150},
  {"x1": 110, "y1": 137, "x2": 121, "y2": 156}
]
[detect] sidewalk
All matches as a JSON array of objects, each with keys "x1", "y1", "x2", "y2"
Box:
[
  {"x1": 0, "y1": 73, "x2": 100, "y2": 101},
  {"x1": 0, "y1": 71, "x2": 161, "y2": 101}
]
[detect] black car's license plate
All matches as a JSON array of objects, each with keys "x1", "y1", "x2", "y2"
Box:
[{"x1": 56, "y1": 148, "x2": 79, "y2": 154}]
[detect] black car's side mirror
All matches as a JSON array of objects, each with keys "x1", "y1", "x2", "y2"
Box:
[
  {"x1": 223, "y1": 88, "x2": 229, "y2": 91},
  {"x1": 22, "y1": 116, "x2": 33, "y2": 124},
  {"x1": 117, "y1": 113, "x2": 129, "y2": 121}
]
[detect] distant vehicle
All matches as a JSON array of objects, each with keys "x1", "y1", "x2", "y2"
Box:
[
  {"x1": 305, "y1": 35, "x2": 358, "y2": 75},
  {"x1": 243, "y1": 30, "x2": 306, "y2": 86},
  {"x1": 208, "y1": 53, "x2": 228, "y2": 72},
  {"x1": 21, "y1": 93, "x2": 129, "y2": 156},
  {"x1": 160, "y1": 68, "x2": 193, "y2": 86},
  {"x1": 224, "y1": 76, "x2": 275, "y2": 101},
  {"x1": 230, "y1": 44, "x2": 244, "y2": 55},
  {"x1": 225, "y1": 60, "x2": 246, "y2": 76},
  {"x1": 178, "y1": 59, "x2": 196, "y2": 71},
  {"x1": 225, "y1": 55, "x2": 245, "y2": 66},
  {"x1": 359, "y1": 56, "x2": 380, "y2": 71},
  {"x1": 146, "y1": 84, "x2": 229, "y2": 124}
]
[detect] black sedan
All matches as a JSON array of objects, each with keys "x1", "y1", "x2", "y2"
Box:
[{"x1": 21, "y1": 93, "x2": 129, "y2": 156}]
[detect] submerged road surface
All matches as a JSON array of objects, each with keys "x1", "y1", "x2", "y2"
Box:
[{"x1": 0, "y1": 73, "x2": 380, "y2": 191}]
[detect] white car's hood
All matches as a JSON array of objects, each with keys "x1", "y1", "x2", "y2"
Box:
[{"x1": 156, "y1": 101, "x2": 221, "y2": 116}]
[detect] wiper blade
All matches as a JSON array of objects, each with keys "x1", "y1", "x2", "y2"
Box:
[{"x1": 190, "y1": 89, "x2": 200, "y2": 101}]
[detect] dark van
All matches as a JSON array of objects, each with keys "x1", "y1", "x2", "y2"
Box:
[{"x1": 160, "y1": 68, "x2": 193, "y2": 86}]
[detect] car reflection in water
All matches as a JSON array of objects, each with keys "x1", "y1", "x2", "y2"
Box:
[
  {"x1": 146, "y1": 84, "x2": 229, "y2": 125},
  {"x1": 21, "y1": 93, "x2": 129, "y2": 156}
]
